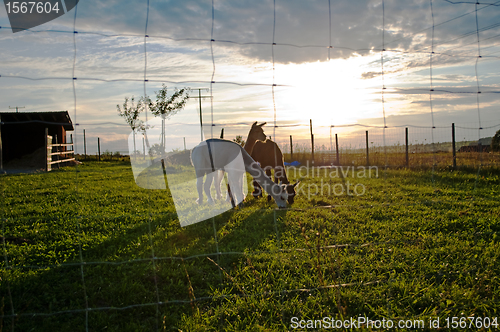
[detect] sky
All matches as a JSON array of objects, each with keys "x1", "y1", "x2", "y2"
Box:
[{"x1": 1, "y1": 0, "x2": 500, "y2": 154}]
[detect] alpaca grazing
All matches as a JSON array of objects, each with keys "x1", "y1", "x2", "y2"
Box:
[
  {"x1": 221, "y1": 121, "x2": 267, "y2": 205},
  {"x1": 250, "y1": 138, "x2": 299, "y2": 204},
  {"x1": 190, "y1": 138, "x2": 289, "y2": 208},
  {"x1": 200, "y1": 121, "x2": 267, "y2": 205}
]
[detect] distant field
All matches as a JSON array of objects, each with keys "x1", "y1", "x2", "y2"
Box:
[
  {"x1": 282, "y1": 145, "x2": 500, "y2": 169},
  {"x1": 1, "y1": 161, "x2": 500, "y2": 331}
]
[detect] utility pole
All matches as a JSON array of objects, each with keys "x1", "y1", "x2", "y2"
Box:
[
  {"x1": 310, "y1": 119, "x2": 314, "y2": 165},
  {"x1": 9, "y1": 106, "x2": 25, "y2": 113},
  {"x1": 188, "y1": 88, "x2": 211, "y2": 141}
]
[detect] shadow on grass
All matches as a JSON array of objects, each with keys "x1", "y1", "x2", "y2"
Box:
[{"x1": 2, "y1": 199, "x2": 290, "y2": 331}]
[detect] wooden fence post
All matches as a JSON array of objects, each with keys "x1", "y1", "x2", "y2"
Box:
[
  {"x1": 366, "y1": 130, "x2": 369, "y2": 166},
  {"x1": 45, "y1": 128, "x2": 51, "y2": 171},
  {"x1": 452, "y1": 123, "x2": 456, "y2": 169},
  {"x1": 54, "y1": 134, "x2": 59, "y2": 169},
  {"x1": 98, "y1": 137, "x2": 101, "y2": 161},
  {"x1": 0, "y1": 115, "x2": 3, "y2": 172},
  {"x1": 310, "y1": 119, "x2": 314, "y2": 165},
  {"x1": 290, "y1": 135, "x2": 293, "y2": 161},
  {"x1": 405, "y1": 127, "x2": 409, "y2": 168},
  {"x1": 335, "y1": 133, "x2": 339, "y2": 166},
  {"x1": 83, "y1": 129, "x2": 86, "y2": 159}
]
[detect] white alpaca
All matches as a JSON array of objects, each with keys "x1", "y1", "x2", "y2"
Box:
[{"x1": 190, "y1": 139, "x2": 288, "y2": 208}]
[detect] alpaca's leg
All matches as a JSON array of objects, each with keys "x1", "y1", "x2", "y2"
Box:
[
  {"x1": 275, "y1": 166, "x2": 288, "y2": 185},
  {"x1": 231, "y1": 171, "x2": 245, "y2": 208},
  {"x1": 266, "y1": 168, "x2": 273, "y2": 202},
  {"x1": 226, "y1": 170, "x2": 244, "y2": 208},
  {"x1": 204, "y1": 172, "x2": 215, "y2": 204},
  {"x1": 252, "y1": 166, "x2": 266, "y2": 199},
  {"x1": 196, "y1": 172, "x2": 205, "y2": 205},
  {"x1": 223, "y1": 172, "x2": 233, "y2": 203},
  {"x1": 240, "y1": 173, "x2": 246, "y2": 202},
  {"x1": 213, "y1": 170, "x2": 223, "y2": 200},
  {"x1": 252, "y1": 178, "x2": 262, "y2": 198}
]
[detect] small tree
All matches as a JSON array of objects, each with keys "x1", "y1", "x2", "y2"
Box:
[
  {"x1": 233, "y1": 135, "x2": 245, "y2": 146},
  {"x1": 492, "y1": 129, "x2": 500, "y2": 152},
  {"x1": 117, "y1": 96, "x2": 146, "y2": 158},
  {"x1": 149, "y1": 85, "x2": 190, "y2": 153}
]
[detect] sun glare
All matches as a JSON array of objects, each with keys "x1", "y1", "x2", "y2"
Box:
[{"x1": 269, "y1": 55, "x2": 391, "y2": 128}]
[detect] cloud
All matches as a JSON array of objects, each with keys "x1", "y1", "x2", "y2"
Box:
[{"x1": 1, "y1": 0, "x2": 499, "y2": 154}]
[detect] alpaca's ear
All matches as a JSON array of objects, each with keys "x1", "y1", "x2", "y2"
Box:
[
  {"x1": 252, "y1": 121, "x2": 258, "y2": 127},
  {"x1": 258, "y1": 122, "x2": 267, "y2": 127},
  {"x1": 293, "y1": 181, "x2": 300, "y2": 188}
]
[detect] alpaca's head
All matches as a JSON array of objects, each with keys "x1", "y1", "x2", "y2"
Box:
[
  {"x1": 271, "y1": 183, "x2": 289, "y2": 209},
  {"x1": 284, "y1": 181, "x2": 300, "y2": 204},
  {"x1": 249, "y1": 121, "x2": 267, "y2": 142}
]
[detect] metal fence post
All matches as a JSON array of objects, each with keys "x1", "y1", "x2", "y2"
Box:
[
  {"x1": 452, "y1": 123, "x2": 456, "y2": 169},
  {"x1": 83, "y1": 129, "x2": 87, "y2": 159},
  {"x1": 335, "y1": 133, "x2": 339, "y2": 166},
  {"x1": 310, "y1": 119, "x2": 314, "y2": 165},
  {"x1": 0, "y1": 115, "x2": 3, "y2": 172},
  {"x1": 405, "y1": 127, "x2": 409, "y2": 168},
  {"x1": 366, "y1": 130, "x2": 369, "y2": 166}
]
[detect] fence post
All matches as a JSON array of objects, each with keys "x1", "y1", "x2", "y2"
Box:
[
  {"x1": 98, "y1": 137, "x2": 101, "y2": 162},
  {"x1": 45, "y1": 128, "x2": 51, "y2": 171},
  {"x1": 366, "y1": 130, "x2": 369, "y2": 166},
  {"x1": 290, "y1": 135, "x2": 293, "y2": 161},
  {"x1": 452, "y1": 123, "x2": 456, "y2": 169},
  {"x1": 310, "y1": 119, "x2": 314, "y2": 165},
  {"x1": 55, "y1": 134, "x2": 59, "y2": 169},
  {"x1": 335, "y1": 133, "x2": 339, "y2": 166},
  {"x1": 70, "y1": 134, "x2": 73, "y2": 161},
  {"x1": 0, "y1": 115, "x2": 3, "y2": 172},
  {"x1": 405, "y1": 127, "x2": 409, "y2": 168}
]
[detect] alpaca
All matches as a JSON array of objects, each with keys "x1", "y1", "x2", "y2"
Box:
[
  {"x1": 242, "y1": 121, "x2": 267, "y2": 155},
  {"x1": 250, "y1": 138, "x2": 299, "y2": 204},
  {"x1": 211, "y1": 121, "x2": 267, "y2": 205},
  {"x1": 190, "y1": 139, "x2": 288, "y2": 208}
]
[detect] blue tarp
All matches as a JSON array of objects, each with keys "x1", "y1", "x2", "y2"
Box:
[{"x1": 284, "y1": 161, "x2": 301, "y2": 166}]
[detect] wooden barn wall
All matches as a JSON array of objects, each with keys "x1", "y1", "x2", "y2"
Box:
[{"x1": 1, "y1": 124, "x2": 66, "y2": 163}]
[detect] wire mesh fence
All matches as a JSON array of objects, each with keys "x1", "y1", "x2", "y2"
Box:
[{"x1": 1, "y1": 0, "x2": 500, "y2": 331}]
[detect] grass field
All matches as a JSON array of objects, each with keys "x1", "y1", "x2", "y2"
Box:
[{"x1": 1, "y1": 160, "x2": 500, "y2": 331}]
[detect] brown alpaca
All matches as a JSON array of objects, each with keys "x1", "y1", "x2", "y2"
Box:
[
  {"x1": 243, "y1": 122, "x2": 267, "y2": 155},
  {"x1": 250, "y1": 138, "x2": 299, "y2": 204},
  {"x1": 222, "y1": 121, "x2": 267, "y2": 206}
]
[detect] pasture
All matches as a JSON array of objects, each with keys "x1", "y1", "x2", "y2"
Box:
[{"x1": 1, "y1": 160, "x2": 500, "y2": 331}]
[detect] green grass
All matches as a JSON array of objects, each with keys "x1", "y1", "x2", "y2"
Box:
[{"x1": 1, "y1": 161, "x2": 500, "y2": 331}]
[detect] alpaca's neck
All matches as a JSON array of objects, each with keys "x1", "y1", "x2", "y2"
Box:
[{"x1": 243, "y1": 136, "x2": 258, "y2": 155}]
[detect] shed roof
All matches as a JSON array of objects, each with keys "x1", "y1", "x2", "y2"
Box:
[{"x1": 0, "y1": 111, "x2": 74, "y2": 131}]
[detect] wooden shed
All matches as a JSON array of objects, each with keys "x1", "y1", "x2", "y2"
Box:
[{"x1": 0, "y1": 111, "x2": 74, "y2": 172}]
